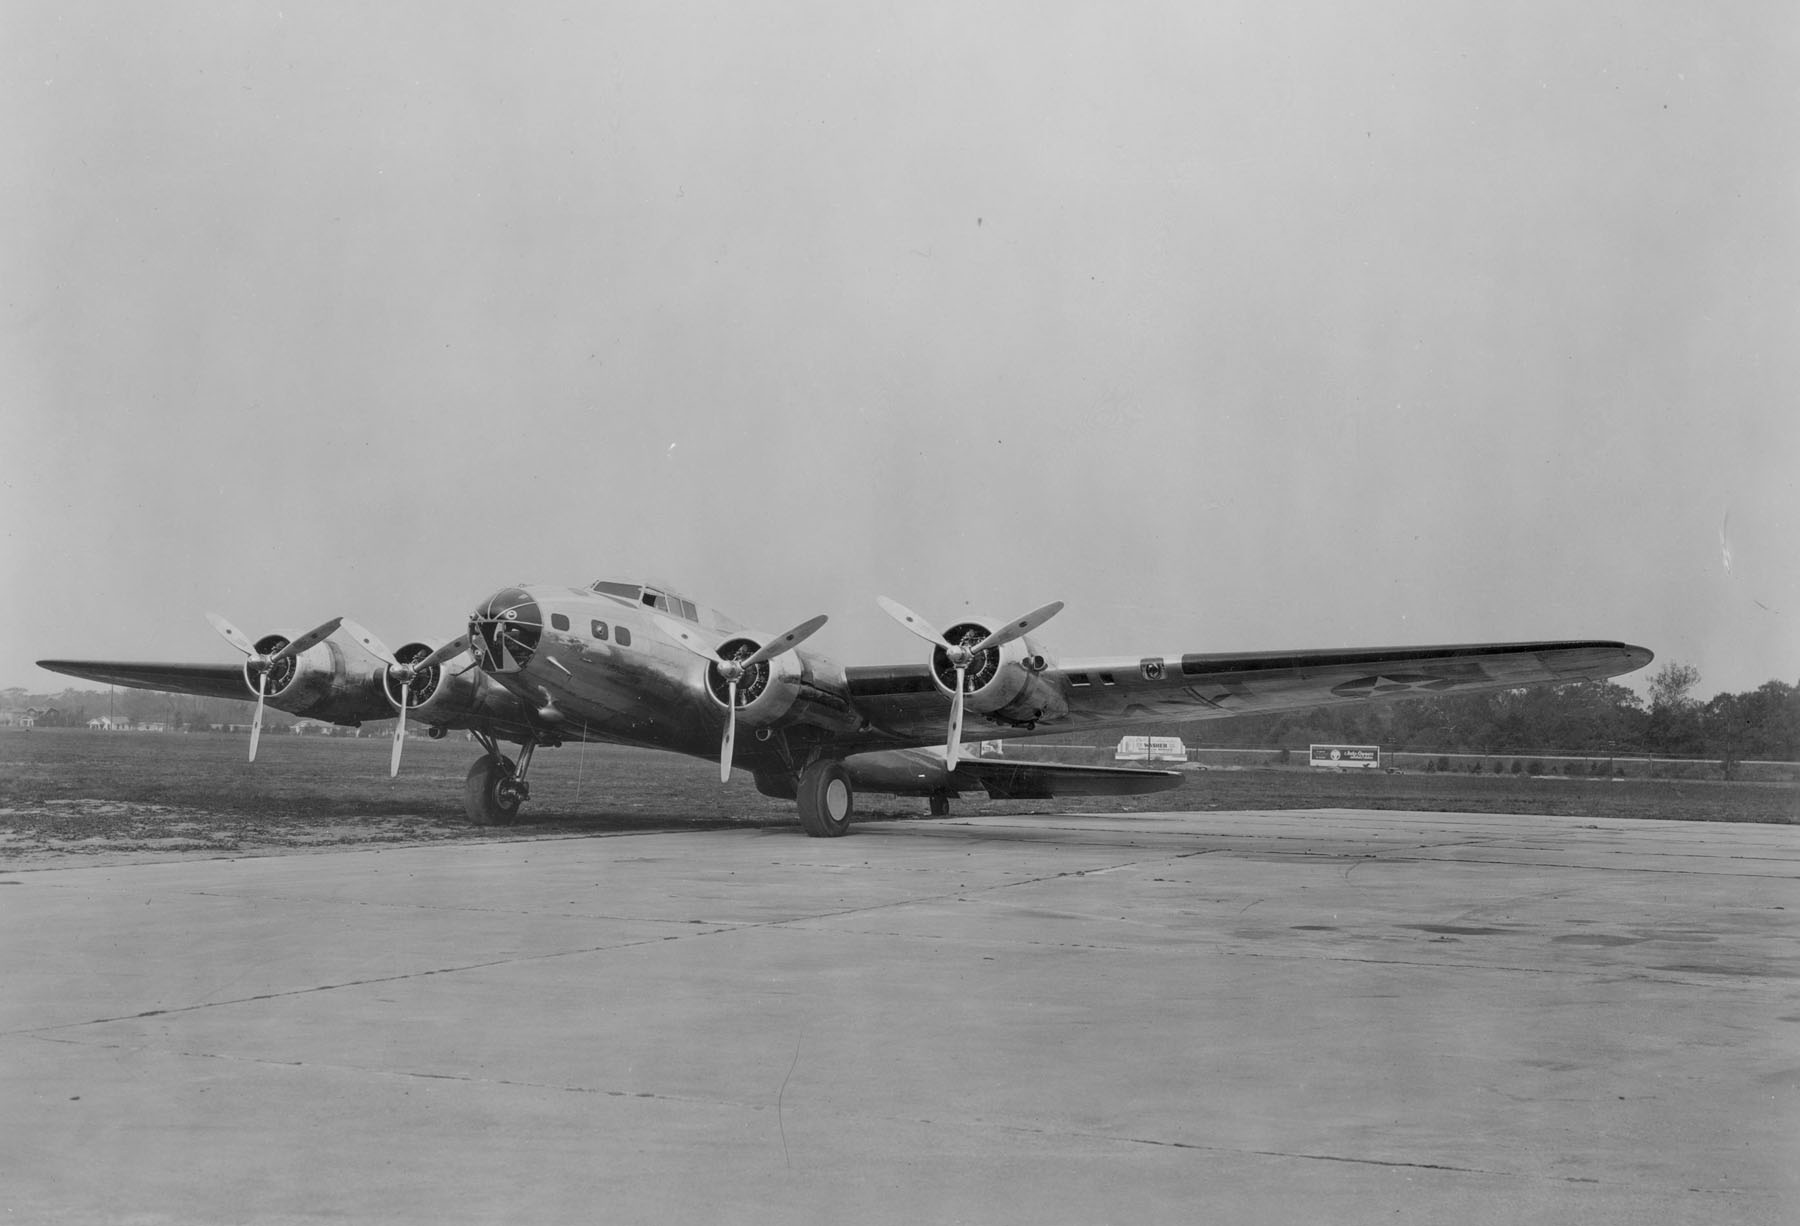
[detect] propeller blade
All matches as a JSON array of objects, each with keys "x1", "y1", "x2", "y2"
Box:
[
  {"x1": 248, "y1": 672, "x2": 267, "y2": 763},
  {"x1": 414, "y1": 634, "x2": 472, "y2": 672},
  {"x1": 876, "y1": 596, "x2": 952, "y2": 650},
  {"x1": 945, "y1": 664, "x2": 966, "y2": 770},
  {"x1": 739, "y1": 614, "x2": 828, "y2": 668},
  {"x1": 720, "y1": 678, "x2": 737, "y2": 783},
  {"x1": 655, "y1": 612, "x2": 827, "y2": 669},
  {"x1": 270, "y1": 617, "x2": 344, "y2": 663},
  {"x1": 652, "y1": 614, "x2": 726, "y2": 664},
  {"x1": 390, "y1": 683, "x2": 408, "y2": 778},
  {"x1": 340, "y1": 618, "x2": 398, "y2": 666},
  {"x1": 971, "y1": 601, "x2": 1064, "y2": 655},
  {"x1": 206, "y1": 612, "x2": 256, "y2": 658}
]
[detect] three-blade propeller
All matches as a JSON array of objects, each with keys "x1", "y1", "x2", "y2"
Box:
[
  {"x1": 206, "y1": 612, "x2": 345, "y2": 763},
  {"x1": 340, "y1": 619, "x2": 472, "y2": 776},
  {"x1": 654, "y1": 613, "x2": 828, "y2": 782},
  {"x1": 876, "y1": 596, "x2": 1063, "y2": 769}
]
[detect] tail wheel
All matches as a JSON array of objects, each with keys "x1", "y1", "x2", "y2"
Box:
[
  {"x1": 465, "y1": 754, "x2": 523, "y2": 826},
  {"x1": 796, "y1": 760, "x2": 853, "y2": 838}
]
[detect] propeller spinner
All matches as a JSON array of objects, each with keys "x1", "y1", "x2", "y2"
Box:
[
  {"x1": 876, "y1": 596, "x2": 1063, "y2": 769},
  {"x1": 206, "y1": 612, "x2": 345, "y2": 763},
  {"x1": 654, "y1": 613, "x2": 828, "y2": 782}
]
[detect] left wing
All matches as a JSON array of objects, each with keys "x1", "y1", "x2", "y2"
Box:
[
  {"x1": 1050, "y1": 639, "x2": 1653, "y2": 725},
  {"x1": 843, "y1": 639, "x2": 1652, "y2": 746}
]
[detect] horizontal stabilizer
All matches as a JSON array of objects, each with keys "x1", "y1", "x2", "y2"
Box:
[
  {"x1": 954, "y1": 756, "x2": 1184, "y2": 801},
  {"x1": 844, "y1": 747, "x2": 1183, "y2": 801}
]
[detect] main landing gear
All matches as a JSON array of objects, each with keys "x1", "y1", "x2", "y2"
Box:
[
  {"x1": 465, "y1": 734, "x2": 538, "y2": 826},
  {"x1": 796, "y1": 759, "x2": 853, "y2": 838}
]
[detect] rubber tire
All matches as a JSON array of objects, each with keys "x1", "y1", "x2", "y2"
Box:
[
  {"x1": 465, "y1": 754, "x2": 521, "y2": 826},
  {"x1": 796, "y1": 760, "x2": 853, "y2": 837},
  {"x1": 928, "y1": 795, "x2": 951, "y2": 817}
]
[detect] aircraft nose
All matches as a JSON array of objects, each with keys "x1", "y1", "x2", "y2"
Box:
[{"x1": 469, "y1": 587, "x2": 543, "y2": 673}]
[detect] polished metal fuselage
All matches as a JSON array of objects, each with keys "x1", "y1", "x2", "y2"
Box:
[{"x1": 470, "y1": 584, "x2": 858, "y2": 767}]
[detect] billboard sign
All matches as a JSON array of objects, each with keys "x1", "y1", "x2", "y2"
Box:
[
  {"x1": 1116, "y1": 736, "x2": 1189, "y2": 762},
  {"x1": 1309, "y1": 744, "x2": 1381, "y2": 769}
]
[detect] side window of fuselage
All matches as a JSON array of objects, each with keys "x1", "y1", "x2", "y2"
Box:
[
  {"x1": 550, "y1": 613, "x2": 570, "y2": 632},
  {"x1": 591, "y1": 620, "x2": 608, "y2": 641},
  {"x1": 616, "y1": 626, "x2": 632, "y2": 647}
]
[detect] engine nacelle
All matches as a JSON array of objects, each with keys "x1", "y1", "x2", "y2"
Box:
[
  {"x1": 247, "y1": 633, "x2": 390, "y2": 726},
  {"x1": 704, "y1": 636, "x2": 860, "y2": 734},
  {"x1": 928, "y1": 620, "x2": 1068, "y2": 727},
  {"x1": 381, "y1": 641, "x2": 540, "y2": 734}
]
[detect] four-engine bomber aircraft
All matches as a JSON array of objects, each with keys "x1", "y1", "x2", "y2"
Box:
[{"x1": 39, "y1": 579, "x2": 1653, "y2": 836}]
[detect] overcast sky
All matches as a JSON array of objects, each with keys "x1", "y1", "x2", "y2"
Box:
[{"x1": 4, "y1": 2, "x2": 1796, "y2": 700}]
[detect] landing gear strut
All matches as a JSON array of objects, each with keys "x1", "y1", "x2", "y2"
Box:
[{"x1": 465, "y1": 735, "x2": 537, "y2": 826}]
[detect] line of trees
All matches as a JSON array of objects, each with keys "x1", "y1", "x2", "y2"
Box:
[
  {"x1": 1185, "y1": 663, "x2": 1798, "y2": 772},
  {"x1": 2, "y1": 686, "x2": 281, "y2": 732}
]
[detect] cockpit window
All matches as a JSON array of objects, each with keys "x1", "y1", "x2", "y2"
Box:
[
  {"x1": 592, "y1": 581, "x2": 697, "y2": 621},
  {"x1": 639, "y1": 588, "x2": 699, "y2": 622}
]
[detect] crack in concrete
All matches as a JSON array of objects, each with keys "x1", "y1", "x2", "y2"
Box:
[
  {"x1": 7, "y1": 1031, "x2": 1660, "y2": 1191},
  {"x1": 16, "y1": 826, "x2": 1782, "y2": 1042},
  {"x1": 1, "y1": 926, "x2": 743, "y2": 1038}
]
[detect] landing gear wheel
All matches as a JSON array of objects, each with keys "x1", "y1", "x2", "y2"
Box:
[
  {"x1": 465, "y1": 754, "x2": 523, "y2": 826},
  {"x1": 796, "y1": 760, "x2": 853, "y2": 838},
  {"x1": 928, "y1": 795, "x2": 951, "y2": 817}
]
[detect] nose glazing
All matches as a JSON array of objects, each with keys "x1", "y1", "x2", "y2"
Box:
[{"x1": 469, "y1": 587, "x2": 542, "y2": 673}]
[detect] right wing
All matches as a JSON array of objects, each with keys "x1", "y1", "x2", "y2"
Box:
[
  {"x1": 36, "y1": 657, "x2": 398, "y2": 726},
  {"x1": 37, "y1": 659, "x2": 254, "y2": 704}
]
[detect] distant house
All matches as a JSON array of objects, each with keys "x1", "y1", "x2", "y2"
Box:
[
  {"x1": 290, "y1": 720, "x2": 333, "y2": 735},
  {"x1": 87, "y1": 716, "x2": 131, "y2": 731},
  {"x1": 0, "y1": 708, "x2": 38, "y2": 728}
]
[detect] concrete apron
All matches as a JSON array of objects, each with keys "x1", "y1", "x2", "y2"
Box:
[{"x1": 3, "y1": 808, "x2": 1796, "y2": 1225}]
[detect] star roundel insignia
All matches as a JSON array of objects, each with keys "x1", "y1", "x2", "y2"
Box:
[{"x1": 1330, "y1": 673, "x2": 1459, "y2": 700}]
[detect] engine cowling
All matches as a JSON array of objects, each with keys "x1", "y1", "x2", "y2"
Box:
[
  {"x1": 927, "y1": 620, "x2": 1068, "y2": 727},
  {"x1": 703, "y1": 636, "x2": 859, "y2": 734},
  {"x1": 380, "y1": 640, "x2": 539, "y2": 732},
  {"x1": 245, "y1": 633, "x2": 390, "y2": 726}
]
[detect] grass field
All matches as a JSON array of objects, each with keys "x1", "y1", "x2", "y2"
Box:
[{"x1": 1, "y1": 728, "x2": 1793, "y2": 862}]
